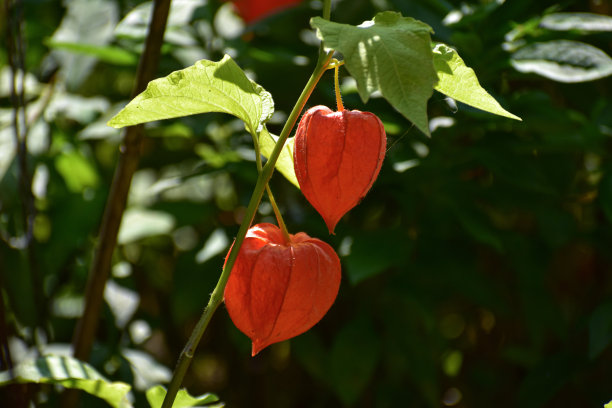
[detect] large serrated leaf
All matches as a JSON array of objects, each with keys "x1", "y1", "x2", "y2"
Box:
[
  {"x1": 108, "y1": 55, "x2": 273, "y2": 134},
  {"x1": 146, "y1": 385, "x2": 221, "y2": 408},
  {"x1": 511, "y1": 40, "x2": 612, "y2": 83},
  {"x1": 259, "y1": 127, "x2": 299, "y2": 188},
  {"x1": 311, "y1": 12, "x2": 438, "y2": 136},
  {"x1": 433, "y1": 43, "x2": 521, "y2": 121},
  {"x1": 0, "y1": 355, "x2": 132, "y2": 408}
]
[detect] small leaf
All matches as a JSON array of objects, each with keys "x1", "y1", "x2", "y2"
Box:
[
  {"x1": 0, "y1": 355, "x2": 132, "y2": 408},
  {"x1": 44, "y1": 40, "x2": 137, "y2": 65},
  {"x1": 511, "y1": 40, "x2": 612, "y2": 83},
  {"x1": 259, "y1": 127, "x2": 299, "y2": 188},
  {"x1": 540, "y1": 12, "x2": 612, "y2": 32},
  {"x1": 311, "y1": 12, "x2": 438, "y2": 136},
  {"x1": 433, "y1": 43, "x2": 521, "y2": 121},
  {"x1": 588, "y1": 301, "x2": 612, "y2": 359},
  {"x1": 55, "y1": 150, "x2": 100, "y2": 193},
  {"x1": 146, "y1": 385, "x2": 220, "y2": 408},
  {"x1": 108, "y1": 55, "x2": 273, "y2": 134},
  {"x1": 605, "y1": 400, "x2": 612, "y2": 408},
  {"x1": 117, "y1": 208, "x2": 175, "y2": 244}
]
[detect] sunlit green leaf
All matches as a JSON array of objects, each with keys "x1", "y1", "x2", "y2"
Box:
[
  {"x1": 114, "y1": 0, "x2": 206, "y2": 44},
  {"x1": 259, "y1": 127, "x2": 299, "y2": 188},
  {"x1": 511, "y1": 40, "x2": 612, "y2": 83},
  {"x1": 55, "y1": 150, "x2": 100, "y2": 192},
  {"x1": 311, "y1": 12, "x2": 438, "y2": 136},
  {"x1": 0, "y1": 355, "x2": 132, "y2": 408},
  {"x1": 121, "y1": 349, "x2": 171, "y2": 391},
  {"x1": 50, "y1": 0, "x2": 118, "y2": 89},
  {"x1": 433, "y1": 43, "x2": 521, "y2": 121},
  {"x1": 540, "y1": 12, "x2": 612, "y2": 32},
  {"x1": 117, "y1": 208, "x2": 175, "y2": 244},
  {"x1": 146, "y1": 385, "x2": 221, "y2": 408},
  {"x1": 108, "y1": 55, "x2": 273, "y2": 134}
]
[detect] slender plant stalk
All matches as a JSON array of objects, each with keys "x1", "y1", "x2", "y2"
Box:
[
  {"x1": 334, "y1": 65, "x2": 344, "y2": 112},
  {"x1": 161, "y1": 37, "x2": 335, "y2": 408},
  {"x1": 70, "y1": 0, "x2": 172, "y2": 364},
  {"x1": 250, "y1": 133, "x2": 291, "y2": 243},
  {"x1": 4, "y1": 0, "x2": 45, "y2": 348}
]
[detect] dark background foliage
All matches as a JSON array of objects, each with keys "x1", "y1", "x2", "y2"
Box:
[{"x1": 1, "y1": 0, "x2": 611, "y2": 407}]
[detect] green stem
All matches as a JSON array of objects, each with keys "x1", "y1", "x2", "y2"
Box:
[
  {"x1": 266, "y1": 186, "x2": 291, "y2": 243},
  {"x1": 160, "y1": 38, "x2": 334, "y2": 408},
  {"x1": 251, "y1": 132, "x2": 291, "y2": 243},
  {"x1": 334, "y1": 65, "x2": 344, "y2": 112}
]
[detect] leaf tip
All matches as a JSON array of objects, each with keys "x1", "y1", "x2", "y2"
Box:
[{"x1": 106, "y1": 117, "x2": 123, "y2": 129}]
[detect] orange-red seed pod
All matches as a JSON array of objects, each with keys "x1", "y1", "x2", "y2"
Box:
[
  {"x1": 224, "y1": 223, "x2": 341, "y2": 356},
  {"x1": 230, "y1": 0, "x2": 302, "y2": 24},
  {"x1": 294, "y1": 105, "x2": 387, "y2": 233}
]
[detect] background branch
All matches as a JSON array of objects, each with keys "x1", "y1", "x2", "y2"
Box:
[{"x1": 70, "y1": 0, "x2": 173, "y2": 362}]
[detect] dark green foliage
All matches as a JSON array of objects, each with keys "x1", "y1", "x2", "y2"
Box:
[{"x1": 1, "y1": 0, "x2": 611, "y2": 407}]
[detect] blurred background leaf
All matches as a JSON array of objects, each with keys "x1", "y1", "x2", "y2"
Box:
[{"x1": 1, "y1": 0, "x2": 612, "y2": 407}]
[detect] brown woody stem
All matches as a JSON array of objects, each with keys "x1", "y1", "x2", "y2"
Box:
[{"x1": 71, "y1": 0, "x2": 172, "y2": 363}]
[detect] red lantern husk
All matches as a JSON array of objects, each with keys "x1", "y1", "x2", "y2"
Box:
[
  {"x1": 224, "y1": 223, "x2": 341, "y2": 356},
  {"x1": 231, "y1": 0, "x2": 302, "y2": 24},
  {"x1": 294, "y1": 105, "x2": 387, "y2": 233}
]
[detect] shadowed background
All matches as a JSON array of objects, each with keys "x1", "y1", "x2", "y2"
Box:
[{"x1": 1, "y1": 0, "x2": 611, "y2": 407}]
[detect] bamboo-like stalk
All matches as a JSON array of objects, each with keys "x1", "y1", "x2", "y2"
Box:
[{"x1": 71, "y1": 0, "x2": 173, "y2": 364}]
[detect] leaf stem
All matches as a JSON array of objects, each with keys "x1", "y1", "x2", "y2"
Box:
[
  {"x1": 160, "y1": 40, "x2": 334, "y2": 408},
  {"x1": 334, "y1": 65, "x2": 344, "y2": 111}
]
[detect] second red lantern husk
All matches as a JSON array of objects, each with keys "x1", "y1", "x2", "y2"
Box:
[
  {"x1": 224, "y1": 223, "x2": 341, "y2": 356},
  {"x1": 294, "y1": 105, "x2": 387, "y2": 233}
]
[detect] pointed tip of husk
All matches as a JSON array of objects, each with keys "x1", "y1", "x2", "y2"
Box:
[
  {"x1": 325, "y1": 219, "x2": 338, "y2": 235},
  {"x1": 251, "y1": 340, "x2": 267, "y2": 356}
]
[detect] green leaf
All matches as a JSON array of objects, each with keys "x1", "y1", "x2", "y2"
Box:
[
  {"x1": 588, "y1": 301, "x2": 612, "y2": 359},
  {"x1": 44, "y1": 40, "x2": 138, "y2": 65},
  {"x1": 330, "y1": 315, "x2": 381, "y2": 406},
  {"x1": 599, "y1": 170, "x2": 612, "y2": 224},
  {"x1": 0, "y1": 355, "x2": 132, "y2": 408},
  {"x1": 343, "y1": 228, "x2": 409, "y2": 285},
  {"x1": 511, "y1": 40, "x2": 612, "y2": 83},
  {"x1": 259, "y1": 127, "x2": 299, "y2": 188},
  {"x1": 146, "y1": 385, "x2": 220, "y2": 408},
  {"x1": 117, "y1": 208, "x2": 175, "y2": 244},
  {"x1": 540, "y1": 12, "x2": 612, "y2": 32},
  {"x1": 605, "y1": 400, "x2": 612, "y2": 408},
  {"x1": 108, "y1": 55, "x2": 273, "y2": 134},
  {"x1": 311, "y1": 12, "x2": 438, "y2": 136},
  {"x1": 55, "y1": 150, "x2": 100, "y2": 192},
  {"x1": 433, "y1": 43, "x2": 521, "y2": 121}
]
